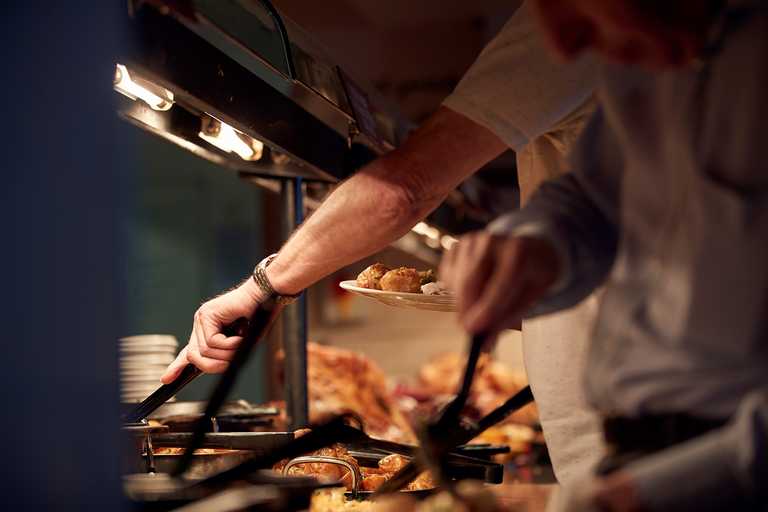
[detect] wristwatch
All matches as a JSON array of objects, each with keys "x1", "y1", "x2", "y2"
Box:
[{"x1": 252, "y1": 253, "x2": 302, "y2": 305}]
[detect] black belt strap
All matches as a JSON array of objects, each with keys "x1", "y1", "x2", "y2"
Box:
[{"x1": 597, "y1": 413, "x2": 728, "y2": 476}]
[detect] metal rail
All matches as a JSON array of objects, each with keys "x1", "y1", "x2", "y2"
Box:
[{"x1": 280, "y1": 177, "x2": 309, "y2": 429}]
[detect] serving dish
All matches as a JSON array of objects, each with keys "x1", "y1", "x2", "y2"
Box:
[{"x1": 339, "y1": 281, "x2": 456, "y2": 312}]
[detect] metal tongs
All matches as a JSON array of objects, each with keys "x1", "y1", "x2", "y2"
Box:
[
  {"x1": 374, "y1": 334, "x2": 534, "y2": 496},
  {"x1": 171, "y1": 298, "x2": 284, "y2": 476},
  {"x1": 123, "y1": 296, "x2": 284, "y2": 478},
  {"x1": 123, "y1": 317, "x2": 250, "y2": 424}
]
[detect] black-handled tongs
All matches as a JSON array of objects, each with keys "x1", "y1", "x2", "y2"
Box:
[
  {"x1": 171, "y1": 297, "x2": 284, "y2": 476},
  {"x1": 190, "y1": 414, "x2": 363, "y2": 489},
  {"x1": 435, "y1": 333, "x2": 486, "y2": 428},
  {"x1": 122, "y1": 318, "x2": 250, "y2": 424},
  {"x1": 374, "y1": 333, "x2": 534, "y2": 496},
  {"x1": 374, "y1": 387, "x2": 534, "y2": 495},
  {"x1": 374, "y1": 333, "x2": 486, "y2": 495}
]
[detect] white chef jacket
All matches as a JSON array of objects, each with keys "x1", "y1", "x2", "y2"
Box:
[{"x1": 443, "y1": 1, "x2": 603, "y2": 484}]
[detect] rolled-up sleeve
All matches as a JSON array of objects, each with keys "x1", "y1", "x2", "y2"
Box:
[
  {"x1": 442, "y1": 1, "x2": 596, "y2": 151},
  {"x1": 627, "y1": 392, "x2": 768, "y2": 511}
]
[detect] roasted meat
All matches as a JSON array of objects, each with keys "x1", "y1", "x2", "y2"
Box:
[
  {"x1": 380, "y1": 267, "x2": 421, "y2": 293},
  {"x1": 418, "y1": 269, "x2": 437, "y2": 286},
  {"x1": 356, "y1": 263, "x2": 391, "y2": 290}
]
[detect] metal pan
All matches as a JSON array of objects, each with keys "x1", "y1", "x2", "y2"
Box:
[
  {"x1": 146, "y1": 400, "x2": 278, "y2": 421},
  {"x1": 123, "y1": 469, "x2": 332, "y2": 509},
  {"x1": 281, "y1": 451, "x2": 502, "y2": 499},
  {"x1": 124, "y1": 428, "x2": 294, "y2": 477},
  {"x1": 151, "y1": 432, "x2": 294, "y2": 453},
  {"x1": 132, "y1": 400, "x2": 280, "y2": 432},
  {"x1": 134, "y1": 449, "x2": 255, "y2": 479},
  {"x1": 349, "y1": 489, "x2": 436, "y2": 501}
]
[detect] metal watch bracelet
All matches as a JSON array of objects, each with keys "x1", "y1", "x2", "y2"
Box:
[{"x1": 252, "y1": 253, "x2": 301, "y2": 305}]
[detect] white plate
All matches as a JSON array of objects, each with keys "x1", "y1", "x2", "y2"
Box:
[
  {"x1": 119, "y1": 335, "x2": 178, "y2": 348},
  {"x1": 120, "y1": 354, "x2": 175, "y2": 364},
  {"x1": 339, "y1": 280, "x2": 456, "y2": 312},
  {"x1": 119, "y1": 346, "x2": 177, "y2": 355}
]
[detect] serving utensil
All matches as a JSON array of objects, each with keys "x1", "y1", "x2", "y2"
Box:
[
  {"x1": 373, "y1": 328, "x2": 534, "y2": 498},
  {"x1": 373, "y1": 385, "x2": 534, "y2": 496},
  {"x1": 172, "y1": 298, "x2": 283, "y2": 476},
  {"x1": 373, "y1": 333, "x2": 486, "y2": 496},
  {"x1": 122, "y1": 319, "x2": 249, "y2": 424},
  {"x1": 193, "y1": 415, "x2": 360, "y2": 487}
]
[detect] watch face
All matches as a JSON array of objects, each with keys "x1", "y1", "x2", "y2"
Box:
[
  {"x1": 253, "y1": 267, "x2": 274, "y2": 293},
  {"x1": 262, "y1": 253, "x2": 279, "y2": 268},
  {"x1": 256, "y1": 254, "x2": 301, "y2": 301}
]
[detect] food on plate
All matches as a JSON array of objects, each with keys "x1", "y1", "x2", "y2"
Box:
[
  {"x1": 356, "y1": 264, "x2": 449, "y2": 295},
  {"x1": 418, "y1": 269, "x2": 436, "y2": 286},
  {"x1": 380, "y1": 267, "x2": 422, "y2": 293},
  {"x1": 357, "y1": 263, "x2": 391, "y2": 290},
  {"x1": 420, "y1": 281, "x2": 450, "y2": 296},
  {"x1": 274, "y1": 343, "x2": 416, "y2": 443}
]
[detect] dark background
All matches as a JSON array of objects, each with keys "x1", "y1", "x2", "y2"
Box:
[
  {"x1": 0, "y1": 0, "x2": 522, "y2": 508},
  {"x1": 0, "y1": 2, "x2": 128, "y2": 508}
]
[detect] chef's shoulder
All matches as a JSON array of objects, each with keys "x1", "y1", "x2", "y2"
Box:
[{"x1": 443, "y1": 1, "x2": 598, "y2": 151}]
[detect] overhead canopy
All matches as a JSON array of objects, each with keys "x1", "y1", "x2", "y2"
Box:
[{"x1": 116, "y1": 0, "x2": 407, "y2": 182}]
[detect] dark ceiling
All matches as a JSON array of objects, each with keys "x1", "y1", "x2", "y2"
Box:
[{"x1": 273, "y1": 0, "x2": 522, "y2": 121}]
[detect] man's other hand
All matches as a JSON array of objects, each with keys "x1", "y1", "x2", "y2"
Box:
[{"x1": 439, "y1": 232, "x2": 560, "y2": 335}]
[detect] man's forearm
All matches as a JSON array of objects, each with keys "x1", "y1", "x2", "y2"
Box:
[{"x1": 265, "y1": 106, "x2": 507, "y2": 294}]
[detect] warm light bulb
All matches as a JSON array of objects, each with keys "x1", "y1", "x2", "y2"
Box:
[
  {"x1": 114, "y1": 64, "x2": 174, "y2": 111},
  {"x1": 412, "y1": 222, "x2": 430, "y2": 236},
  {"x1": 441, "y1": 235, "x2": 458, "y2": 251},
  {"x1": 412, "y1": 221, "x2": 440, "y2": 240},
  {"x1": 199, "y1": 117, "x2": 264, "y2": 161}
]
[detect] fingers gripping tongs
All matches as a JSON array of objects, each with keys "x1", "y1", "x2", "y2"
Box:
[
  {"x1": 374, "y1": 334, "x2": 535, "y2": 497},
  {"x1": 123, "y1": 317, "x2": 250, "y2": 424},
  {"x1": 375, "y1": 333, "x2": 485, "y2": 495}
]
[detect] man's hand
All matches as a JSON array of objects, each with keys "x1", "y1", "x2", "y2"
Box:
[
  {"x1": 160, "y1": 278, "x2": 266, "y2": 383},
  {"x1": 439, "y1": 232, "x2": 561, "y2": 335}
]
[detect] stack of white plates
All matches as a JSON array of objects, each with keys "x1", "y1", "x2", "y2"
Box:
[{"x1": 119, "y1": 335, "x2": 179, "y2": 403}]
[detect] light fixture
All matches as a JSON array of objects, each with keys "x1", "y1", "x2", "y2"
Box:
[
  {"x1": 411, "y1": 221, "x2": 458, "y2": 251},
  {"x1": 441, "y1": 235, "x2": 458, "y2": 251},
  {"x1": 113, "y1": 64, "x2": 174, "y2": 111},
  {"x1": 411, "y1": 221, "x2": 440, "y2": 241},
  {"x1": 199, "y1": 116, "x2": 264, "y2": 161}
]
